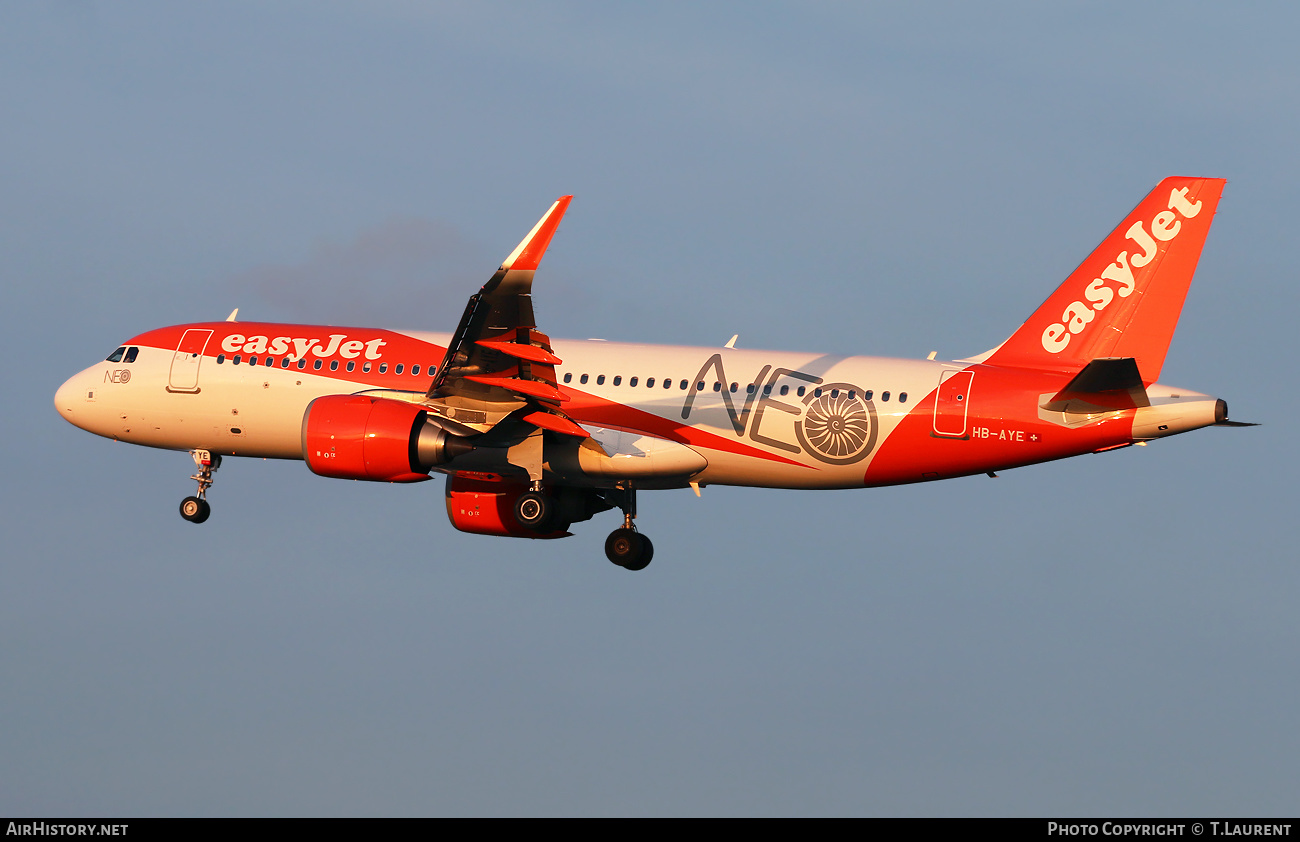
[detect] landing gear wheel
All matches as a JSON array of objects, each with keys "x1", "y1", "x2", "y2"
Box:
[
  {"x1": 605, "y1": 528, "x2": 653, "y2": 570},
  {"x1": 179, "y1": 496, "x2": 210, "y2": 524},
  {"x1": 514, "y1": 491, "x2": 554, "y2": 531},
  {"x1": 182, "y1": 450, "x2": 219, "y2": 524}
]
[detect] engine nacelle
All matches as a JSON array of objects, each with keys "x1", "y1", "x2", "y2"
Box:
[
  {"x1": 444, "y1": 475, "x2": 572, "y2": 539},
  {"x1": 302, "y1": 395, "x2": 472, "y2": 482}
]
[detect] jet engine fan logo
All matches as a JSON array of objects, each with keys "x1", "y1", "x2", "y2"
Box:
[{"x1": 795, "y1": 383, "x2": 878, "y2": 465}]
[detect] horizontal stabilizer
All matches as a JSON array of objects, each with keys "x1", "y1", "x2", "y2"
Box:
[{"x1": 1042, "y1": 357, "x2": 1150, "y2": 412}]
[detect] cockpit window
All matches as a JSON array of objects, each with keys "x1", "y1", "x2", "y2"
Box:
[
  {"x1": 124, "y1": 347, "x2": 139, "y2": 363},
  {"x1": 106, "y1": 347, "x2": 126, "y2": 363}
]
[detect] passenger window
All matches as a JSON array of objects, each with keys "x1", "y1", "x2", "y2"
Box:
[
  {"x1": 797, "y1": 386, "x2": 806, "y2": 397},
  {"x1": 865, "y1": 390, "x2": 873, "y2": 400},
  {"x1": 265, "y1": 357, "x2": 274, "y2": 367},
  {"x1": 747, "y1": 384, "x2": 756, "y2": 394},
  {"x1": 346, "y1": 361, "x2": 355, "y2": 372},
  {"x1": 679, "y1": 380, "x2": 688, "y2": 390},
  {"x1": 363, "y1": 362, "x2": 371, "y2": 373},
  {"x1": 882, "y1": 391, "x2": 890, "y2": 401},
  {"x1": 379, "y1": 363, "x2": 387, "y2": 374},
  {"x1": 429, "y1": 365, "x2": 437, "y2": 376},
  {"x1": 763, "y1": 385, "x2": 772, "y2": 396},
  {"x1": 597, "y1": 375, "x2": 605, "y2": 385},
  {"x1": 780, "y1": 385, "x2": 788, "y2": 396},
  {"x1": 713, "y1": 382, "x2": 721, "y2": 392},
  {"x1": 830, "y1": 388, "x2": 839, "y2": 398},
  {"x1": 314, "y1": 360, "x2": 323, "y2": 370},
  {"x1": 124, "y1": 347, "x2": 139, "y2": 363},
  {"x1": 297, "y1": 359, "x2": 306, "y2": 370},
  {"x1": 249, "y1": 356, "x2": 258, "y2": 366},
  {"x1": 613, "y1": 376, "x2": 622, "y2": 386},
  {"x1": 217, "y1": 354, "x2": 225, "y2": 364},
  {"x1": 814, "y1": 388, "x2": 822, "y2": 397},
  {"x1": 233, "y1": 355, "x2": 242, "y2": 365},
  {"x1": 647, "y1": 378, "x2": 655, "y2": 388},
  {"x1": 106, "y1": 347, "x2": 126, "y2": 363},
  {"x1": 630, "y1": 377, "x2": 638, "y2": 387},
  {"x1": 580, "y1": 374, "x2": 588, "y2": 384},
  {"x1": 698, "y1": 381, "x2": 706, "y2": 391},
  {"x1": 848, "y1": 390, "x2": 855, "y2": 399},
  {"x1": 330, "y1": 360, "x2": 339, "y2": 371},
  {"x1": 563, "y1": 372, "x2": 572, "y2": 383},
  {"x1": 899, "y1": 392, "x2": 908, "y2": 403},
  {"x1": 282, "y1": 358, "x2": 290, "y2": 368},
  {"x1": 412, "y1": 365, "x2": 420, "y2": 375},
  {"x1": 730, "y1": 383, "x2": 738, "y2": 393},
  {"x1": 396, "y1": 364, "x2": 404, "y2": 375}
]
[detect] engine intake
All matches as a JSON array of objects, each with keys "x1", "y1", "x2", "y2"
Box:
[
  {"x1": 445, "y1": 475, "x2": 601, "y2": 539},
  {"x1": 302, "y1": 395, "x2": 473, "y2": 482}
]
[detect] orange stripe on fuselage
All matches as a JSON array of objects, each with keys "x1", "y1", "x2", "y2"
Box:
[
  {"x1": 863, "y1": 364, "x2": 1136, "y2": 486},
  {"x1": 562, "y1": 389, "x2": 812, "y2": 468}
]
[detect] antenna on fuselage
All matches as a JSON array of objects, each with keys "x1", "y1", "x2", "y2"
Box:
[
  {"x1": 225, "y1": 308, "x2": 239, "y2": 322},
  {"x1": 724, "y1": 335, "x2": 738, "y2": 349}
]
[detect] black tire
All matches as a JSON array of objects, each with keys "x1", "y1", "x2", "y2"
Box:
[
  {"x1": 605, "y1": 528, "x2": 653, "y2": 570},
  {"x1": 514, "y1": 491, "x2": 553, "y2": 531},
  {"x1": 180, "y1": 496, "x2": 210, "y2": 524},
  {"x1": 623, "y1": 534, "x2": 653, "y2": 571}
]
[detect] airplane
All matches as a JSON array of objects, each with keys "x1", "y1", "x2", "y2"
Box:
[{"x1": 54, "y1": 176, "x2": 1253, "y2": 571}]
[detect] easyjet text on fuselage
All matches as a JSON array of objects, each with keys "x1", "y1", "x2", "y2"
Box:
[{"x1": 219, "y1": 332, "x2": 387, "y2": 362}]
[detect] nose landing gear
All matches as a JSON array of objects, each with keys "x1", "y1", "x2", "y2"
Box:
[
  {"x1": 179, "y1": 495, "x2": 210, "y2": 523},
  {"x1": 180, "y1": 449, "x2": 220, "y2": 524},
  {"x1": 604, "y1": 486, "x2": 653, "y2": 571}
]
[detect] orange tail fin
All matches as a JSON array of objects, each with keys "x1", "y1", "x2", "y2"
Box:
[{"x1": 983, "y1": 177, "x2": 1225, "y2": 383}]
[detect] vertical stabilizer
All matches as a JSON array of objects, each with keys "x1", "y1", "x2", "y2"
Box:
[{"x1": 984, "y1": 177, "x2": 1225, "y2": 383}]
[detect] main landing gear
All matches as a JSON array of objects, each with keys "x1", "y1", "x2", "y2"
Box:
[
  {"x1": 179, "y1": 449, "x2": 220, "y2": 524},
  {"x1": 514, "y1": 488, "x2": 554, "y2": 531},
  {"x1": 508, "y1": 483, "x2": 655, "y2": 570},
  {"x1": 604, "y1": 486, "x2": 653, "y2": 572}
]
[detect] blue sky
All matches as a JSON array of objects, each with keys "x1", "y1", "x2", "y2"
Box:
[{"x1": 2, "y1": 1, "x2": 1295, "y2": 816}]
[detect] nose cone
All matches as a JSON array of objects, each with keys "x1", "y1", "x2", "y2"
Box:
[
  {"x1": 54, "y1": 375, "x2": 77, "y2": 418},
  {"x1": 54, "y1": 369, "x2": 94, "y2": 431}
]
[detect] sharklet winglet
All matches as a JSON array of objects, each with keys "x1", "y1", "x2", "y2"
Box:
[{"x1": 501, "y1": 196, "x2": 573, "y2": 272}]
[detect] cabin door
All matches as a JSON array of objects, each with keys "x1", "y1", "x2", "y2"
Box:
[
  {"x1": 932, "y1": 369, "x2": 974, "y2": 438},
  {"x1": 168, "y1": 329, "x2": 213, "y2": 393}
]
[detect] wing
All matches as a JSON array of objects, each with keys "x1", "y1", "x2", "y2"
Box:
[{"x1": 425, "y1": 197, "x2": 588, "y2": 444}]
